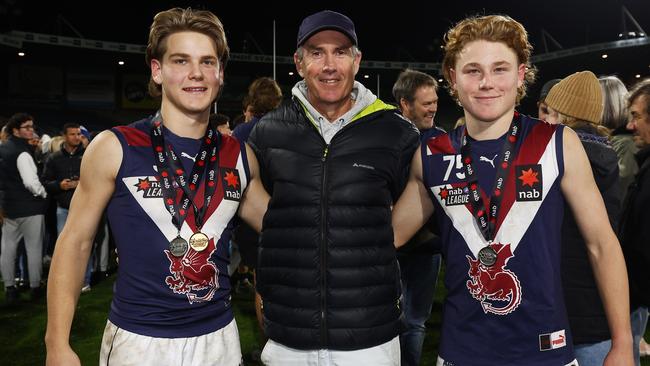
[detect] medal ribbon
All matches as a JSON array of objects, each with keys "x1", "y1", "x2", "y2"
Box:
[
  {"x1": 150, "y1": 112, "x2": 220, "y2": 234},
  {"x1": 460, "y1": 113, "x2": 520, "y2": 242}
]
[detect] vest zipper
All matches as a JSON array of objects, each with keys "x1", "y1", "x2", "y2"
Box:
[{"x1": 320, "y1": 145, "x2": 329, "y2": 347}]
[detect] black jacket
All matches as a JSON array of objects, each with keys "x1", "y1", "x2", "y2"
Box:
[
  {"x1": 42, "y1": 143, "x2": 84, "y2": 209},
  {"x1": 620, "y1": 146, "x2": 650, "y2": 308},
  {"x1": 249, "y1": 98, "x2": 419, "y2": 350},
  {"x1": 0, "y1": 136, "x2": 48, "y2": 218},
  {"x1": 561, "y1": 127, "x2": 621, "y2": 344}
]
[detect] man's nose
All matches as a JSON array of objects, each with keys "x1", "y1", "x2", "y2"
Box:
[{"x1": 626, "y1": 120, "x2": 636, "y2": 132}]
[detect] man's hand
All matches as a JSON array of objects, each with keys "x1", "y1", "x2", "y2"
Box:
[
  {"x1": 45, "y1": 344, "x2": 81, "y2": 366},
  {"x1": 59, "y1": 179, "x2": 79, "y2": 191},
  {"x1": 603, "y1": 341, "x2": 634, "y2": 366}
]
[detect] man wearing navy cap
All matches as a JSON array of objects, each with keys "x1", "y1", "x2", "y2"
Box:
[{"x1": 248, "y1": 9, "x2": 419, "y2": 365}]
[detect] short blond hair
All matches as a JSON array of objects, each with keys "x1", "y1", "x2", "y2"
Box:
[
  {"x1": 146, "y1": 7, "x2": 229, "y2": 97},
  {"x1": 442, "y1": 14, "x2": 536, "y2": 104}
]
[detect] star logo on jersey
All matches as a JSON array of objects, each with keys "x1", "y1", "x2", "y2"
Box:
[
  {"x1": 515, "y1": 164, "x2": 543, "y2": 201},
  {"x1": 224, "y1": 170, "x2": 239, "y2": 189},
  {"x1": 518, "y1": 168, "x2": 539, "y2": 187},
  {"x1": 133, "y1": 177, "x2": 162, "y2": 198},
  {"x1": 438, "y1": 187, "x2": 449, "y2": 200},
  {"x1": 221, "y1": 168, "x2": 241, "y2": 202},
  {"x1": 135, "y1": 178, "x2": 151, "y2": 191}
]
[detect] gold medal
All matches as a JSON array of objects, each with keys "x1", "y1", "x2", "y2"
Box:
[{"x1": 189, "y1": 232, "x2": 209, "y2": 251}]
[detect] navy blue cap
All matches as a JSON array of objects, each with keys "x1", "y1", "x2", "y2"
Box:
[{"x1": 296, "y1": 10, "x2": 357, "y2": 48}]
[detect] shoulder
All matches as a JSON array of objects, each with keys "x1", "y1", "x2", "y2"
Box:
[
  {"x1": 220, "y1": 133, "x2": 243, "y2": 153},
  {"x1": 84, "y1": 130, "x2": 121, "y2": 162},
  {"x1": 250, "y1": 100, "x2": 304, "y2": 146},
  {"x1": 232, "y1": 117, "x2": 260, "y2": 143},
  {"x1": 261, "y1": 99, "x2": 301, "y2": 122},
  {"x1": 79, "y1": 130, "x2": 122, "y2": 181},
  {"x1": 421, "y1": 126, "x2": 446, "y2": 141},
  {"x1": 47, "y1": 150, "x2": 65, "y2": 161},
  {"x1": 520, "y1": 113, "x2": 561, "y2": 135},
  {"x1": 370, "y1": 109, "x2": 419, "y2": 136},
  {"x1": 111, "y1": 118, "x2": 153, "y2": 147}
]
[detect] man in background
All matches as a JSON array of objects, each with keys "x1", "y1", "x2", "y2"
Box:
[
  {"x1": 0, "y1": 113, "x2": 48, "y2": 303},
  {"x1": 392, "y1": 68, "x2": 444, "y2": 366}
]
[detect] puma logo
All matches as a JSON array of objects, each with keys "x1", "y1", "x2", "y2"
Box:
[
  {"x1": 181, "y1": 152, "x2": 197, "y2": 162},
  {"x1": 479, "y1": 154, "x2": 498, "y2": 168}
]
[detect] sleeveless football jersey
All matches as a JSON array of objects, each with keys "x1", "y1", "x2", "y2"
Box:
[
  {"x1": 106, "y1": 117, "x2": 249, "y2": 338},
  {"x1": 423, "y1": 114, "x2": 576, "y2": 365}
]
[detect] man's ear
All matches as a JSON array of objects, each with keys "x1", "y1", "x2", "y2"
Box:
[
  {"x1": 449, "y1": 68, "x2": 457, "y2": 91},
  {"x1": 293, "y1": 53, "x2": 304, "y2": 78},
  {"x1": 399, "y1": 98, "x2": 410, "y2": 114},
  {"x1": 352, "y1": 50, "x2": 362, "y2": 75},
  {"x1": 151, "y1": 59, "x2": 163, "y2": 85},
  {"x1": 517, "y1": 63, "x2": 526, "y2": 88},
  {"x1": 217, "y1": 65, "x2": 224, "y2": 86}
]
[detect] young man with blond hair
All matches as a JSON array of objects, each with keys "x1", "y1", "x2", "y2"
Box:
[
  {"x1": 393, "y1": 14, "x2": 633, "y2": 366},
  {"x1": 45, "y1": 7, "x2": 268, "y2": 366}
]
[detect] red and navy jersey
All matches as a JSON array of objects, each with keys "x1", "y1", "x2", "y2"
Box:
[
  {"x1": 423, "y1": 115, "x2": 576, "y2": 365},
  {"x1": 106, "y1": 117, "x2": 249, "y2": 338}
]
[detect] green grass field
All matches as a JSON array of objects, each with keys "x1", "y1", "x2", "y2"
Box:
[{"x1": 1, "y1": 273, "x2": 648, "y2": 365}]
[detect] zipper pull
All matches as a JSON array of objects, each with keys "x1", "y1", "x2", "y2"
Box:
[{"x1": 322, "y1": 147, "x2": 329, "y2": 162}]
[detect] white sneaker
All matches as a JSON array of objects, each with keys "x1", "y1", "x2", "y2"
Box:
[{"x1": 81, "y1": 284, "x2": 91, "y2": 293}]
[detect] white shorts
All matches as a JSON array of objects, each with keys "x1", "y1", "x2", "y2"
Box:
[
  {"x1": 260, "y1": 336, "x2": 400, "y2": 366},
  {"x1": 99, "y1": 318, "x2": 242, "y2": 366},
  {"x1": 436, "y1": 356, "x2": 579, "y2": 366}
]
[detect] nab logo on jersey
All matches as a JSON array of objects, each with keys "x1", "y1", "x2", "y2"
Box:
[
  {"x1": 515, "y1": 164, "x2": 543, "y2": 201},
  {"x1": 221, "y1": 168, "x2": 241, "y2": 202},
  {"x1": 438, "y1": 186, "x2": 469, "y2": 206},
  {"x1": 134, "y1": 177, "x2": 162, "y2": 198}
]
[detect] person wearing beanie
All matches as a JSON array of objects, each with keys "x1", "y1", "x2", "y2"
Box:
[
  {"x1": 537, "y1": 78, "x2": 561, "y2": 122},
  {"x1": 545, "y1": 71, "x2": 605, "y2": 125},
  {"x1": 392, "y1": 15, "x2": 633, "y2": 366},
  {"x1": 546, "y1": 70, "x2": 623, "y2": 366}
]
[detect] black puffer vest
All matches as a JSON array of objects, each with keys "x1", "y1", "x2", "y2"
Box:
[
  {"x1": 0, "y1": 136, "x2": 48, "y2": 218},
  {"x1": 249, "y1": 98, "x2": 419, "y2": 350}
]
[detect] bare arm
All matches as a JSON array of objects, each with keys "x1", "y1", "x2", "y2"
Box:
[
  {"x1": 45, "y1": 131, "x2": 121, "y2": 366},
  {"x1": 392, "y1": 149, "x2": 434, "y2": 248},
  {"x1": 560, "y1": 128, "x2": 633, "y2": 366},
  {"x1": 238, "y1": 143, "x2": 269, "y2": 233}
]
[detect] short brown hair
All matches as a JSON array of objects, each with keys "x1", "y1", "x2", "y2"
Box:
[
  {"x1": 628, "y1": 78, "x2": 650, "y2": 116},
  {"x1": 247, "y1": 77, "x2": 283, "y2": 117},
  {"x1": 392, "y1": 69, "x2": 438, "y2": 106},
  {"x1": 146, "y1": 7, "x2": 230, "y2": 97},
  {"x1": 7, "y1": 112, "x2": 33, "y2": 133},
  {"x1": 442, "y1": 14, "x2": 536, "y2": 104}
]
